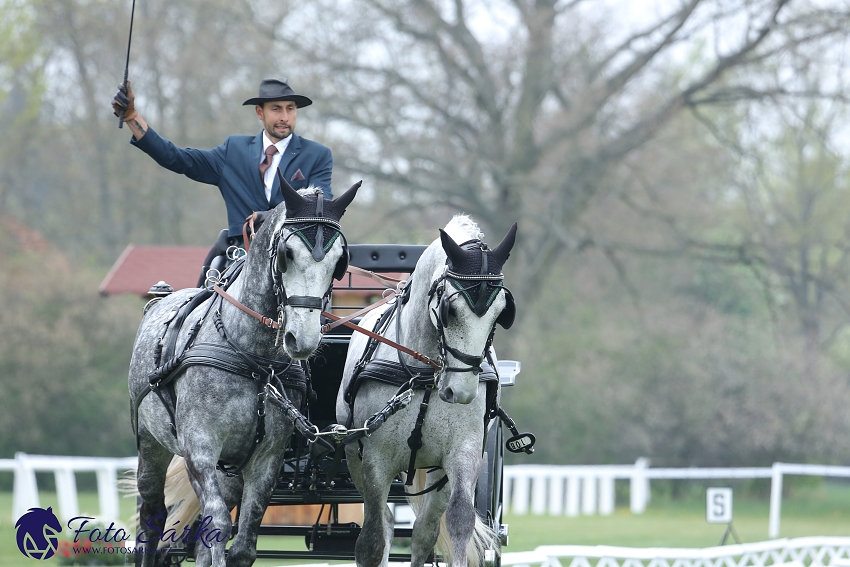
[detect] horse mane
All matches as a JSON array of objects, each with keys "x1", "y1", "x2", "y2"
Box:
[
  {"x1": 442, "y1": 214, "x2": 484, "y2": 244},
  {"x1": 414, "y1": 215, "x2": 485, "y2": 284}
]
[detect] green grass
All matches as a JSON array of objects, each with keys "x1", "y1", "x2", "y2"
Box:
[{"x1": 1, "y1": 483, "x2": 849, "y2": 566}]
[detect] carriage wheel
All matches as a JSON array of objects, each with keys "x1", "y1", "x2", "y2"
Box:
[{"x1": 475, "y1": 420, "x2": 503, "y2": 567}]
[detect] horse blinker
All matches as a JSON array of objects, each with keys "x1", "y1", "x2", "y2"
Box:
[
  {"x1": 439, "y1": 293, "x2": 451, "y2": 327},
  {"x1": 496, "y1": 290, "x2": 516, "y2": 329},
  {"x1": 277, "y1": 236, "x2": 289, "y2": 273}
]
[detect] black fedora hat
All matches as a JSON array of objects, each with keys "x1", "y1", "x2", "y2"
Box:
[{"x1": 242, "y1": 78, "x2": 313, "y2": 108}]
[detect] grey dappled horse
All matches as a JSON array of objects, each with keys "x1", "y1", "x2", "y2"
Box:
[
  {"x1": 128, "y1": 181, "x2": 359, "y2": 567},
  {"x1": 336, "y1": 215, "x2": 517, "y2": 567}
]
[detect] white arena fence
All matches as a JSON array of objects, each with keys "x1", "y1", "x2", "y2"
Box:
[
  {"x1": 503, "y1": 459, "x2": 850, "y2": 538},
  {"x1": 499, "y1": 537, "x2": 850, "y2": 567},
  {"x1": 0, "y1": 452, "x2": 138, "y2": 523},
  {"x1": 1, "y1": 454, "x2": 849, "y2": 539}
]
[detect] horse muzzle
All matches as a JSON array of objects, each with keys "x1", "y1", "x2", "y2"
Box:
[{"x1": 439, "y1": 372, "x2": 479, "y2": 404}]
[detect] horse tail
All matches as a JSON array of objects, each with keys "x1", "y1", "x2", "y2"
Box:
[
  {"x1": 117, "y1": 456, "x2": 201, "y2": 549},
  {"x1": 162, "y1": 456, "x2": 202, "y2": 535},
  {"x1": 117, "y1": 467, "x2": 140, "y2": 528},
  {"x1": 404, "y1": 470, "x2": 499, "y2": 567}
]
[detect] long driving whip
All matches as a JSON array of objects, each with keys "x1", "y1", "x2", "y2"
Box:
[{"x1": 118, "y1": 0, "x2": 137, "y2": 129}]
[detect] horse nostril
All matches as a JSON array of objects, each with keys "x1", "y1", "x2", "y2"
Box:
[
  {"x1": 440, "y1": 387, "x2": 454, "y2": 403},
  {"x1": 284, "y1": 331, "x2": 297, "y2": 352}
]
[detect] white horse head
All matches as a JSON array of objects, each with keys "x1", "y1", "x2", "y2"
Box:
[
  {"x1": 425, "y1": 216, "x2": 518, "y2": 404},
  {"x1": 254, "y1": 180, "x2": 360, "y2": 359}
]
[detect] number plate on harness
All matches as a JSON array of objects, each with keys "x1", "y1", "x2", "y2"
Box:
[{"x1": 506, "y1": 432, "x2": 535, "y2": 454}]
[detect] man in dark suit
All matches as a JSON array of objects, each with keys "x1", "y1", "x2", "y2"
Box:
[{"x1": 112, "y1": 78, "x2": 333, "y2": 245}]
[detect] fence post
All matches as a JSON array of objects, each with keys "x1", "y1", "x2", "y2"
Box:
[
  {"x1": 630, "y1": 458, "x2": 648, "y2": 514},
  {"x1": 581, "y1": 474, "x2": 597, "y2": 515},
  {"x1": 769, "y1": 462, "x2": 783, "y2": 538},
  {"x1": 12, "y1": 453, "x2": 39, "y2": 522},
  {"x1": 54, "y1": 466, "x2": 79, "y2": 522},
  {"x1": 549, "y1": 473, "x2": 564, "y2": 515},
  {"x1": 96, "y1": 465, "x2": 120, "y2": 521},
  {"x1": 511, "y1": 471, "x2": 530, "y2": 515},
  {"x1": 599, "y1": 474, "x2": 615, "y2": 515},
  {"x1": 565, "y1": 475, "x2": 580, "y2": 517},
  {"x1": 532, "y1": 473, "x2": 548, "y2": 515}
]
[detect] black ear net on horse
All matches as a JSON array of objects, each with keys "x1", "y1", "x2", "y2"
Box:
[
  {"x1": 492, "y1": 222, "x2": 518, "y2": 329},
  {"x1": 275, "y1": 172, "x2": 361, "y2": 280},
  {"x1": 437, "y1": 222, "x2": 518, "y2": 329}
]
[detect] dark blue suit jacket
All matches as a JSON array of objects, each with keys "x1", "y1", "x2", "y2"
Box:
[{"x1": 132, "y1": 128, "x2": 333, "y2": 236}]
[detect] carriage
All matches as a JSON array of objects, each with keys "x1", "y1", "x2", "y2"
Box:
[
  {"x1": 130, "y1": 182, "x2": 533, "y2": 567},
  {"x1": 159, "y1": 243, "x2": 526, "y2": 566}
]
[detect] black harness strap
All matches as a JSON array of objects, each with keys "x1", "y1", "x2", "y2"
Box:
[
  {"x1": 404, "y1": 470, "x2": 450, "y2": 496},
  {"x1": 405, "y1": 382, "x2": 435, "y2": 486},
  {"x1": 343, "y1": 302, "x2": 400, "y2": 415}
]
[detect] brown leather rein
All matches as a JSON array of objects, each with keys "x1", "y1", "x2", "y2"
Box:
[
  {"x1": 320, "y1": 310, "x2": 441, "y2": 370},
  {"x1": 214, "y1": 285, "x2": 280, "y2": 329},
  {"x1": 213, "y1": 268, "x2": 442, "y2": 371}
]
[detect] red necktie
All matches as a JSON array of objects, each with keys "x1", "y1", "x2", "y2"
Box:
[{"x1": 259, "y1": 144, "x2": 279, "y2": 180}]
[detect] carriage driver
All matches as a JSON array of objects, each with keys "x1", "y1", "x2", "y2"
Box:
[{"x1": 111, "y1": 78, "x2": 334, "y2": 277}]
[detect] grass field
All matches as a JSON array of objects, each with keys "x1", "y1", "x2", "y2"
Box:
[{"x1": 1, "y1": 482, "x2": 848, "y2": 566}]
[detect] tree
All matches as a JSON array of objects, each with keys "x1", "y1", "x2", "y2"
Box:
[
  {"x1": 267, "y1": 0, "x2": 850, "y2": 305},
  {"x1": 611, "y1": 97, "x2": 850, "y2": 373},
  {"x1": 0, "y1": 0, "x2": 45, "y2": 216}
]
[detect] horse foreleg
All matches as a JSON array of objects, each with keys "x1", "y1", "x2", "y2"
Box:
[
  {"x1": 443, "y1": 451, "x2": 483, "y2": 567},
  {"x1": 347, "y1": 445, "x2": 394, "y2": 567},
  {"x1": 408, "y1": 472, "x2": 450, "y2": 567},
  {"x1": 225, "y1": 447, "x2": 287, "y2": 567},
  {"x1": 182, "y1": 451, "x2": 232, "y2": 567}
]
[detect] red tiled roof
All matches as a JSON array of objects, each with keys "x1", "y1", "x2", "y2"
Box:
[{"x1": 99, "y1": 245, "x2": 209, "y2": 296}]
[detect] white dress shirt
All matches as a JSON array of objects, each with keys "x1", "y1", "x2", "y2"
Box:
[{"x1": 261, "y1": 132, "x2": 292, "y2": 202}]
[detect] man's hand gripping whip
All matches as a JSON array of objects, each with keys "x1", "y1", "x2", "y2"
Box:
[{"x1": 117, "y1": 0, "x2": 137, "y2": 129}]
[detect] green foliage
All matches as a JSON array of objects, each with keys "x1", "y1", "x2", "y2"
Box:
[
  {"x1": 0, "y1": 223, "x2": 138, "y2": 465},
  {"x1": 678, "y1": 265, "x2": 761, "y2": 317}
]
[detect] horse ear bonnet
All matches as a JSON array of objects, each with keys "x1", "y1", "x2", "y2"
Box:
[
  {"x1": 444, "y1": 239, "x2": 516, "y2": 328},
  {"x1": 279, "y1": 192, "x2": 349, "y2": 280}
]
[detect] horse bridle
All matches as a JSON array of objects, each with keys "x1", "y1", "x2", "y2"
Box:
[
  {"x1": 215, "y1": 199, "x2": 349, "y2": 338},
  {"x1": 265, "y1": 198, "x2": 349, "y2": 340},
  {"x1": 427, "y1": 240, "x2": 514, "y2": 375}
]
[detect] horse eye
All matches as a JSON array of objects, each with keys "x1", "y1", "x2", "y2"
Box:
[
  {"x1": 285, "y1": 248, "x2": 294, "y2": 261},
  {"x1": 448, "y1": 306, "x2": 456, "y2": 318}
]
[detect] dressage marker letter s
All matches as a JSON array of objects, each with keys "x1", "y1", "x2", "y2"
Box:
[{"x1": 706, "y1": 487, "x2": 733, "y2": 523}]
